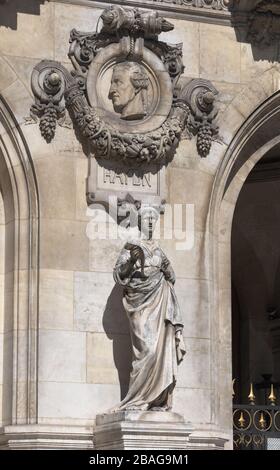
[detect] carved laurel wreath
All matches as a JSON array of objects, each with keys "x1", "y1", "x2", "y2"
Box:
[{"x1": 30, "y1": 5, "x2": 220, "y2": 164}]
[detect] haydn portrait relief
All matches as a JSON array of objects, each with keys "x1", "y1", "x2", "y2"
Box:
[{"x1": 108, "y1": 62, "x2": 150, "y2": 121}]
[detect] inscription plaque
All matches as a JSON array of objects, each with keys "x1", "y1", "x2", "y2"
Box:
[{"x1": 87, "y1": 158, "x2": 166, "y2": 209}]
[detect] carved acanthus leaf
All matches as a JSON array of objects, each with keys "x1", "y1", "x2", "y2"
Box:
[
  {"x1": 68, "y1": 29, "x2": 117, "y2": 89},
  {"x1": 145, "y1": 40, "x2": 184, "y2": 84}
]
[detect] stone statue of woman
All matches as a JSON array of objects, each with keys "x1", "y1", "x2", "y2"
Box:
[{"x1": 113, "y1": 206, "x2": 186, "y2": 412}]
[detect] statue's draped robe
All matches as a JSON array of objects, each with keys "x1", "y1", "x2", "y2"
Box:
[{"x1": 113, "y1": 239, "x2": 186, "y2": 410}]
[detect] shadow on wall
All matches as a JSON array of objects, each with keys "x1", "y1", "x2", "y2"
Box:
[
  {"x1": 233, "y1": 26, "x2": 280, "y2": 63},
  {"x1": 102, "y1": 283, "x2": 132, "y2": 401},
  {"x1": 0, "y1": 0, "x2": 45, "y2": 29},
  {"x1": 249, "y1": 45, "x2": 280, "y2": 64},
  {"x1": 230, "y1": 2, "x2": 280, "y2": 63}
]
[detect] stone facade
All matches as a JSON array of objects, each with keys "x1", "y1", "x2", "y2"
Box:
[{"x1": 0, "y1": 0, "x2": 280, "y2": 449}]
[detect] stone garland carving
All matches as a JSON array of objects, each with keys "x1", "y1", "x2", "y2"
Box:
[
  {"x1": 30, "y1": 5, "x2": 219, "y2": 162},
  {"x1": 65, "y1": 85, "x2": 190, "y2": 164}
]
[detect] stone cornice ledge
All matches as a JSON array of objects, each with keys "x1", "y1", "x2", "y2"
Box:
[
  {"x1": 0, "y1": 424, "x2": 94, "y2": 449},
  {"x1": 50, "y1": 0, "x2": 233, "y2": 25}
]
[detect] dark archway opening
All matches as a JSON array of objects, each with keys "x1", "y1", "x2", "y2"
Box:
[{"x1": 232, "y1": 144, "x2": 280, "y2": 450}]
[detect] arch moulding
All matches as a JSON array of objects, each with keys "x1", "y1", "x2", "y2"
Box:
[
  {"x1": 0, "y1": 56, "x2": 40, "y2": 428},
  {"x1": 206, "y1": 86, "x2": 280, "y2": 443}
]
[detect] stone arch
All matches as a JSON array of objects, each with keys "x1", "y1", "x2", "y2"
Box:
[
  {"x1": 219, "y1": 67, "x2": 280, "y2": 143},
  {"x1": 208, "y1": 66, "x2": 280, "y2": 172},
  {"x1": 0, "y1": 56, "x2": 39, "y2": 426},
  {"x1": 206, "y1": 86, "x2": 280, "y2": 443}
]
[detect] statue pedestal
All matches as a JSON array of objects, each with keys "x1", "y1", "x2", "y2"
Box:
[{"x1": 94, "y1": 411, "x2": 193, "y2": 450}]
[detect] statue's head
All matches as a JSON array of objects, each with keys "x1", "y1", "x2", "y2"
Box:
[
  {"x1": 138, "y1": 206, "x2": 159, "y2": 239},
  {"x1": 108, "y1": 62, "x2": 149, "y2": 120}
]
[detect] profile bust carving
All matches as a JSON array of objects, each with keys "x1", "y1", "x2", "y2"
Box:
[{"x1": 108, "y1": 62, "x2": 149, "y2": 121}]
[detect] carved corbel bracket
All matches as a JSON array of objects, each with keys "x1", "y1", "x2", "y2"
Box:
[
  {"x1": 178, "y1": 78, "x2": 219, "y2": 157},
  {"x1": 30, "y1": 5, "x2": 220, "y2": 161},
  {"x1": 30, "y1": 61, "x2": 74, "y2": 142}
]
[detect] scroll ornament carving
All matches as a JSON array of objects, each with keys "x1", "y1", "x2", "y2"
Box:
[
  {"x1": 30, "y1": 5, "x2": 220, "y2": 162},
  {"x1": 155, "y1": 0, "x2": 230, "y2": 10}
]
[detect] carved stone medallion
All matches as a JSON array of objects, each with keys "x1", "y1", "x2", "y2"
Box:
[
  {"x1": 86, "y1": 41, "x2": 173, "y2": 134},
  {"x1": 30, "y1": 5, "x2": 220, "y2": 166},
  {"x1": 30, "y1": 5, "x2": 220, "y2": 210}
]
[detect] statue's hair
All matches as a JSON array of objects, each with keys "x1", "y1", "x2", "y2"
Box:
[
  {"x1": 113, "y1": 62, "x2": 149, "y2": 91},
  {"x1": 138, "y1": 205, "x2": 160, "y2": 219}
]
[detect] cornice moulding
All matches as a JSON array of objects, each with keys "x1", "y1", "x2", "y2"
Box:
[
  {"x1": 50, "y1": 0, "x2": 233, "y2": 25},
  {"x1": 51, "y1": 1, "x2": 279, "y2": 35}
]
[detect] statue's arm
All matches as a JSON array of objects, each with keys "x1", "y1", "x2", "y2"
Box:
[
  {"x1": 114, "y1": 249, "x2": 132, "y2": 283},
  {"x1": 114, "y1": 246, "x2": 141, "y2": 283},
  {"x1": 161, "y1": 251, "x2": 176, "y2": 284},
  {"x1": 118, "y1": 258, "x2": 135, "y2": 280}
]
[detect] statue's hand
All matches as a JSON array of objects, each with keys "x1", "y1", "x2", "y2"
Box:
[
  {"x1": 130, "y1": 246, "x2": 143, "y2": 263},
  {"x1": 169, "y1": 273, "x2": 176, "y2": 284},
  {"x1": 164, "y1": 270, "x2": 175, "y2": 284},
  {"x1": 161, "y1": 256, "x2": 170, "y2": 271},
  {"x1": 161, "y1": 254, "x2": 175, "y2": 284}
]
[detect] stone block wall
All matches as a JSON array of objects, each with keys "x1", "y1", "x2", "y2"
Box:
[{"x1": 1, "y1": 0, "x2": 280, "y2": 447}]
